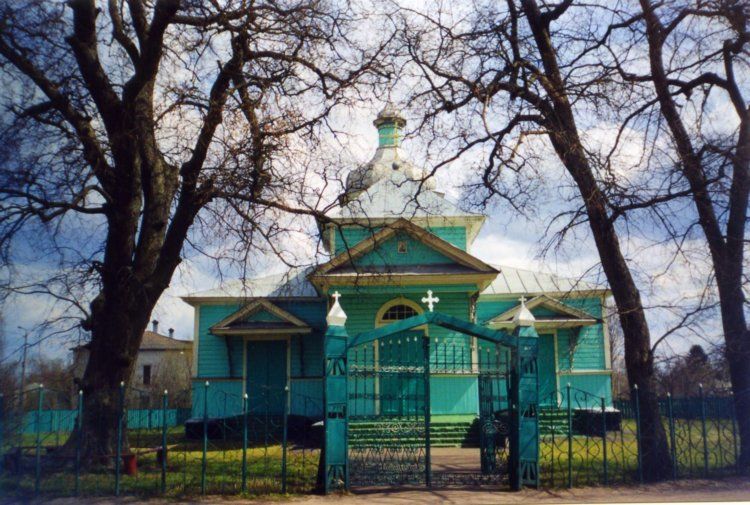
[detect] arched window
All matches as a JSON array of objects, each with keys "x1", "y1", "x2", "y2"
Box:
[
  {"x1": 381, "y1": 304, "x2": 418, "y2": 322},
  {"x1": 375, "y1": 298, "x2": 423, "y2": 327}
]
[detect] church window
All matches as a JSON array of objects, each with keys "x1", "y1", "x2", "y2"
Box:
[
  {"x1": 397, "y1": 241, "x2": 408, "y2": 254},
  {"x1": 142, "y1": 365, "x2": 151, "y2": 385},
  {"x1": 381, "y1": 304, "x2": 418, "y2": 321}
]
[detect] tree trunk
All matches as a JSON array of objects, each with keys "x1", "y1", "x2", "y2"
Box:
[
  {"x1": 66, "y1": 278, "x2": 157, "y2": 463},
  {"x1": 556, "y1": 142, "x2": 673, "y2": 482},
  {"x1": 718, "y1": 278, "x2": 750, "y2": 472},
  {"x1": 638, "y1": 0, "x2": 750, "y2": 472},
  {"x1": 518, "y1": 0, "x2": 673, "y2": 480}
]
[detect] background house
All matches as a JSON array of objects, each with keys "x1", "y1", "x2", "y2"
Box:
[{"x1": 72, "y1": 321, "x2": 193, "y2": 405}]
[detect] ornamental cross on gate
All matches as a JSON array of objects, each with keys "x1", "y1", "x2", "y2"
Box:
[{"x1": 421, "y1": 290, "x2": 440, "y2": 312}]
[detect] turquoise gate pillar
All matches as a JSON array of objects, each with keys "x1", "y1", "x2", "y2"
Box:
[
  {"x1": 323, "y1": 293, "x2": 349, "y2": 493},
  {"x1": 509, "y1": 301, "x2": 540, "y2": 490}
]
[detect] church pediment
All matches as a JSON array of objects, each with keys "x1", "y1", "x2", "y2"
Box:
[
  {"x1": 309, "y1": 218, "x2": 497, "y2": 290},
  {"x1": 210, "y1": 299, "x2": 311, "y2": 335},
  {"x1": 487, "y1": 295, "x2": 599, "y2": 329}
]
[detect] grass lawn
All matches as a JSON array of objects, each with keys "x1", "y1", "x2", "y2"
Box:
[
  {"x1": 539, "y1": 418, "x2": 739, "y2": 487},
  {"x1": 0, "y1": 429, "x2": 320, "y2": 498}
]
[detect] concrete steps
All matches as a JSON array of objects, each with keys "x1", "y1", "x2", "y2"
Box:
[
  {"x1": 538, "y1": 408, "x2": 568, "y2": 435},
  {"x1": 349, "y1": 418, "x2": 480, "y2": 448}
]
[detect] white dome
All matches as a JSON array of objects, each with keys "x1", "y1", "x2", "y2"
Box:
[{"x1": 344, "y1": 104, "x2": 436, "y2": 201}]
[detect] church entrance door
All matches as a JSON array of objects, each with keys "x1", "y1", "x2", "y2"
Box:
[{"x1": 245, "y1": 340, "x2": 288, "y2": 415}]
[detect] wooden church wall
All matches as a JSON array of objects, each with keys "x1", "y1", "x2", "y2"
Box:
[
  {"x1": 191, "y1": 299, "x2": 327, "y2": 419},
  {"x1": 476, "y1": 296, "x2": 613, "y2": 407}
]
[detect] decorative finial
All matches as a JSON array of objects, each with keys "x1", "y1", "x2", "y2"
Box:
[
  {"x1": 512, "y1": 295, "x2": 535, "y2": 327},
  {"x1": 327, "y1": 291, "x2": 347, "y2": 326},
  {"x1": 421, "y1": 290, "x2": 440, "y2": 312}
]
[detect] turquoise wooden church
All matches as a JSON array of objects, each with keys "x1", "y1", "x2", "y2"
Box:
[{"x1": 181, "y1": 105, "x2": 612, "y2": 489}]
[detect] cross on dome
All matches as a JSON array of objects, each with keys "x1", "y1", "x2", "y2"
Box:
[
  {"x1": 331, "y1": 291, "x2": 341, "y2": 303},
  {"x1": 421, "y1": 290, "x2": 440, "y2": 312}
]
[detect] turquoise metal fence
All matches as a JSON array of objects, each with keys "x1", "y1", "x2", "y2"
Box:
[
  {"x1": 0, "y1": 383, "x2": 323, "y2": 499},
  {"x1": 539, "y1": 385, "x2": 741, "y2": 488},
  {"x1": 21, "y1": 408, "x2": 192, "y2": 434},
  {"x1": 0, "y1": 382, "x2": 744, "y2": 498}
]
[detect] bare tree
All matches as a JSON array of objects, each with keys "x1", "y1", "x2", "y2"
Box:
[
  {"x1": 627, "y1": 0, "x2": 750, "y2": 471},
  {"x1": 400, "y1": 0, "x2": 672, "y2": 479},
  {"x1": 0, "y1": 0, "x2": 389, "y2": 461}
]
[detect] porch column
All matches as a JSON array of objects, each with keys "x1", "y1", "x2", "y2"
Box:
[
  {"x1": 323, "y1": 293, "x2": 349, "y2": 493},
  {"x1": 509, "y1": 299, "x2": 540, "y2": 490}
]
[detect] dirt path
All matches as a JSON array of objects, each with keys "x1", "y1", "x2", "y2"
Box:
[{"x1": 32, "y1": 477, "x2": 750, "y2": 504}]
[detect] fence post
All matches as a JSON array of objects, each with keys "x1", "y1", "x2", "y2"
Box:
[
  {"x1": 241, "y1": 393, "x2": 248, "y2": 493},
  {"x1": 75, "y1": 390, "x2": 83, "y2": 496},
  {"x1": 201, "y1": 381, "x2": 209, "y2": 495},
  {"x1": 423, "y1": 335, "x2": 432, "y2": 488},
  {"x1": 699, "y1": 384, "x2": 708, "y2": 477},
  {"x1": 161, "y1": 390, "x2": 168, "y2": 495},
  {"x1": 732, "y1": 399, "x2": 739, "y2": 474},
  {"x1": 0, "y1": 393, "x2": 4, "y2": 474},
  {"x1": 667, "y1": 393, "x2": 677, "y2": 480},
  {"x1": 601, "y1": 396, "x2": 608, "y2": 485},
  {"x1": 282, "y1": 384, "x2": 290, "y2": 494},
  {"x1": 34, "y1": 384, "x2": 44, "y2": 496},
  {"x1": 115, "y1": 381, "x2": 125, "y2": 496},
  {"x1": 633, "y1": 385, "x2": 643, "y2": 484},
  {"x1": 567, "y1": 383, "x2": 572, "y2": 489}
]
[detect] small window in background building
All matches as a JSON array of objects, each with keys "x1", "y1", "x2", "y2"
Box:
[
  {"x1": 397, "y1": 241, "x2": 408, "y2": 254},
  {"x1": 143, "y1": 365, "x2": 151, "y2": 385}
]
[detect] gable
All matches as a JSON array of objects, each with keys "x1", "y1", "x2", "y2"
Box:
[
  {"x1": 354, "y1": 232, "x2": 456, "y2": 267},
  {"x1": 242, "y1": 309, "x2": 284, "y2": 323},
  {"x1": 210, "y1": 299, "x2": 311, "y2": 335},
  {"x1": 486, "y1": 295, "x2": 600, "y2": 329},
  {"x1": 333, "y1": 225, "x2": 468, "y2": 255},
  {"x1": 316, "y1": 219, "x2": 495, "y2": 275}
]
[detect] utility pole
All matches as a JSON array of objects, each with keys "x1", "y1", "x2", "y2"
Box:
[{"x1": 18, "y1": 328, "x2": 28, "y2": 411}]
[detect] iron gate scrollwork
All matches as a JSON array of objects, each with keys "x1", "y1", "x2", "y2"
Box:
[{"x1": 347, "y1": 332, "x2": 428, "y2": 486}]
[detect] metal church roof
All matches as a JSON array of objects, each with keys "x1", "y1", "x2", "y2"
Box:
[
  {"x1": 481, "y1": 264, "x2": 607, "y2": 296},
  {"x1": 181, "y1": 267, "x2": 319, "y2": 304}
]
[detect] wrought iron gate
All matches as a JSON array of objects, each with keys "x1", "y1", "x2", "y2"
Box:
[
  {"x1": 325, "y1": 309, "x2": 539, "y2": 492},
  {"x1": 476, "y1": 342, "x2": 511, "y2": 484},
  {"x1": 348, "y1": 331, "x2": 429, "y2": 486}
]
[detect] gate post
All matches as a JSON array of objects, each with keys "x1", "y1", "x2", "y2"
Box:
[
  {"x1": 323, "y1": 293, "x2": 349, "y2": 493},
  {"x1": 509, "y1": 301, "x2": 539, "y2": 490}
]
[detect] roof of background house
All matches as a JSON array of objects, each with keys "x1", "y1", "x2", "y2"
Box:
[
  {"x1": 139, "y1": 331, "x2": 192, "y2": 351},
  {"x1": 72, "y1": 331, "x2": 192, "y2": 352}
]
